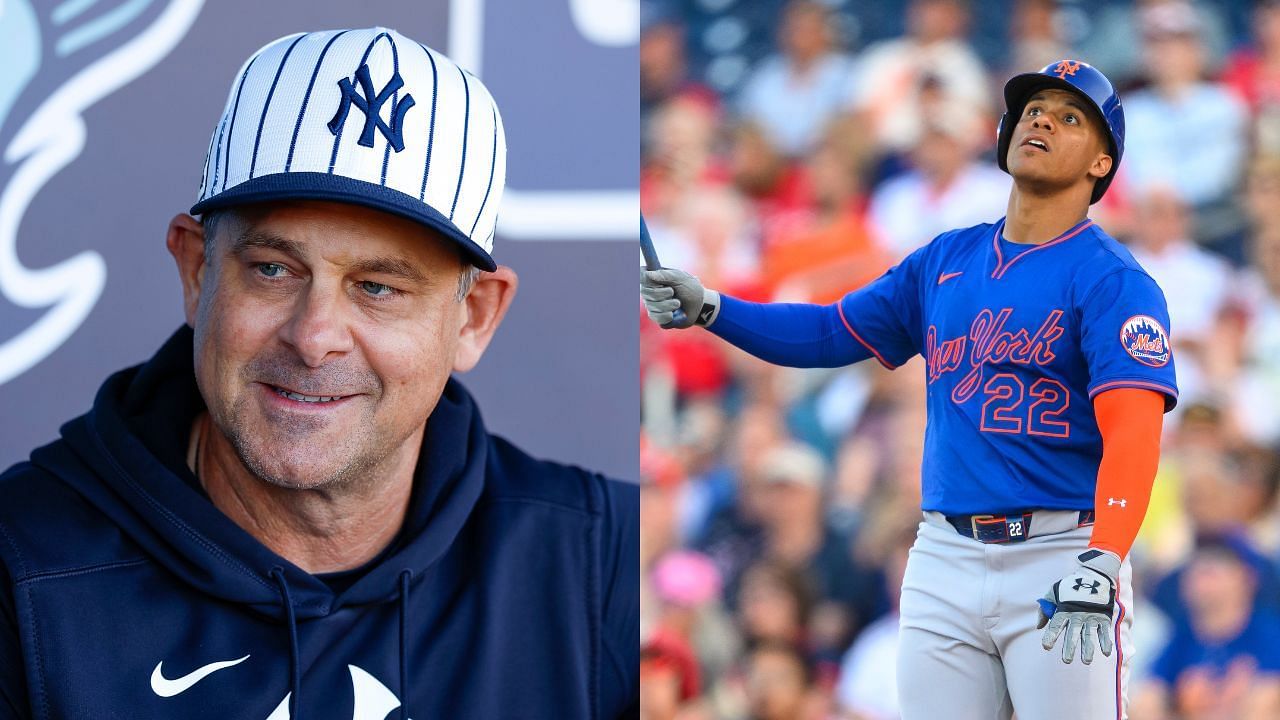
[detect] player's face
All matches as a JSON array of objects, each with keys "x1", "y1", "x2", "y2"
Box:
[
  {"x1": 186, "y1": 201, "x2": 480, "y2": 490},
  {"x1": 1006, "y1": 89, "x2": 1112, "y2": 195}
]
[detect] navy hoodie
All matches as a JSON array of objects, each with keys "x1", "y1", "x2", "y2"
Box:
[{"x1": 0, "y1": 328, "x2": 639, "y2": 719}]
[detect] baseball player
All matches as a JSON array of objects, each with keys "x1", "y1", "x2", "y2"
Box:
[
  {"x1": 642, "y1": 60, "x2": 1175, "y2": 719},
  {"x1": 0, "y1": 28, "x2": 638, "y2": 719}
]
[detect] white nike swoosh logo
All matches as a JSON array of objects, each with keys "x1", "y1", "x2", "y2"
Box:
[{"x1": 150, "y1": 655, "x2": 250, "y2": 697}]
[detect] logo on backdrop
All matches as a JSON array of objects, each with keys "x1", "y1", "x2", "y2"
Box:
[
  {"x1": 448, "y1": 0, "x2": 638, "y2": 239},
  {"x1": 0, "y1": 0, "x2": 204, "y2": 386}
]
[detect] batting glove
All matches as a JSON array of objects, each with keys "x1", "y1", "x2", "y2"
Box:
[
  {"x1": 640, "y1": 268, "x2": 721, "y2": 329},
  {"x1": 1036, "y1": 549, "x2": 1121, "y2": 665}
]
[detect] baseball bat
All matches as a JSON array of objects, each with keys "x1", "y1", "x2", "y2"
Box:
[{"x1": 640, "y1": 215, "x2": 688, "y2": 326}]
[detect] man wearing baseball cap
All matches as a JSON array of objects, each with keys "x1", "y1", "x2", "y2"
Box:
[
  {"x1": 644, "y1": 58, "x2": 1176, "y2": 719},
  {"x1": 0, "y1": 28, "x2": 638, "y2": 719}
]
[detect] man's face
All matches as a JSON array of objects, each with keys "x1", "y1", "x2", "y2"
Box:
[
  {"x1": 191, "y1": 200, "x2": 469, "y2": 490},
  {"x1": 1183, "y1": 549, "x2": 1255, "y2": 617},
  {"x1": 781, "y1": 4, "x2": 829, "y2": 62},
  {"x1": 1006, "y1": 89, "x2": 1111, "y2": 195}
]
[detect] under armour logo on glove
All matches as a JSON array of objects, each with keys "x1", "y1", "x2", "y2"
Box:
[
  {"x1": 328, "y1": 64, "x2": 416, "y2": 151},
  {"x1": 1072, "y1": 578, "x2": 1101, "y2": 594},
  {"x1": 1036, "y1": 549, "x2": 1121, "y2": 664}
]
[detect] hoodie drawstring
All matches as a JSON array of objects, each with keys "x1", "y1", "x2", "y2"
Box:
[
  {"x1": 398, "y1": 569, "x2": 412, "y2": 720},
  {"x1": 271, "y1": 567, "x2": 302, "y2": 719}
]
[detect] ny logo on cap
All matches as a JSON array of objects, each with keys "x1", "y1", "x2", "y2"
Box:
[{"x1": 328, "y1": 63, "x2": 416, "y2": 152}]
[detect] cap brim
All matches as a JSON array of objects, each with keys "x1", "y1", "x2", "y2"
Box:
[{"x1": 191, "y1": 172, "x2": 497, "y2": 272}]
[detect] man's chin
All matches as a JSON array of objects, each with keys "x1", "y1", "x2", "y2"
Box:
[{"x1": 232, "y1": 437, "x2": 365, "y2": 491}]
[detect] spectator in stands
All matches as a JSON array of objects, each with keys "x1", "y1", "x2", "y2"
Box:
[
  {"x1": 752, "y1": 442, "x2": 884, "y2": 659},
  {"x1": 1132, "y1": 535, "x2": 1280, "y2": 720},
  {"x1": 649, "y1": 550, "x2": 740, "y2": 707},
  {"x1": 1235, "y1": 446, "x2": 1280, "y2": 556},
  {"x1": 868, "y1": 80, "x2": 1008, "y2": 257},
  {"x1": 1147, "y1": 449, "x2": 1280, "y2": 624},
  {"x1": 742, "y1": 641, "x2": 819, "y2": 720},
  {"x1": 641, "y1": 14, "x2": 696, "y2": 149},
  {"x1": 1005, "y1": 0, "x2": 1074, "y2": 75},
  {"x1": 736, "y1": 561, "x2": 815, "y2": 648},
  {"x1": 696, "y1": 404, "x2": 787, "y2": 598},
  {"x1": 1078, "y1": 0, "x2": 1232, "y2": 88},
  {"x1": 728, "y1": 120, "x2": 815, "y2": 250},
  {"x1": 835, "y1": 519, "x2": 917, "y2": 720},
  {"x1": 1221, "y1": 0, "x2": 1280, "y2": 118},
  {"x1": 640, "y1": 628, "x2": 702, "y2": 720},
  {"x1": 1126, "y1": 186, "x2": 1234, "y2": 404},
  {"x1": 641, "y1": 435, "x2": 685, "y2": 575},
  {"x1": 738, "y1": 1, "x2": 855, "y2": 158},
  {"x1": 667, "y1": 399, "x2": 734, "y2": 543},
  {"x1": 761, "y1": 120, "x2": 891, "y2": 305},
  {"x1": 1228, "y1": 158, "x2": 1280, "y2": 445},
  {"x1": 846, "y1": 0, "x2": 990, "y2": 158},
  {"x1": 1122, "y1": 0, "x2": 1248, "y2": 211},
  {"x1": 642, "y1": 88, "x2": 726, "y2": 229},
  {"x1": 674, "y1": 186, "x2": 760, "y2": 293}
]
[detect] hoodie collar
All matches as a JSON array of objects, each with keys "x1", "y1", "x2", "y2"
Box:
[{"x1": 32, "y1": 326, "x2": 488, "y2": 620}]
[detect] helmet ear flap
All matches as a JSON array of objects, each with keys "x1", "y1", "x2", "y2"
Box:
[{"x1": 995, "y1": 110, "x2": 1015, "y2": 173}]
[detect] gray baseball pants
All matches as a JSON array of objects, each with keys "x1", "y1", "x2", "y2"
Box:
[{"x1": 897, "y1": 511, "x2": 1134, "y2": 720}]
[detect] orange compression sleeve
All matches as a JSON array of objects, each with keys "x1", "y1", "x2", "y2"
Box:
[{"x1": 1089, "y1": 388, "x2": 1166, "y2": 560}]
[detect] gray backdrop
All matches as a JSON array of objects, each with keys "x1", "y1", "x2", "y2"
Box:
[{"x1": 0, "y1": 0, "x2": 638, "y2": 479}]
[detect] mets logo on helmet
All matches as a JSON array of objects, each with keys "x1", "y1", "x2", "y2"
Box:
[
  {"x1": 1053, "y1": 60, "x2": 1084, "y2": 78},
  {"x1": 1120, "y1": 315, "x2": 1171, "y2": 367},
  {"x1": 0, "y1": 0, "x2": 202, "y2": 386}
]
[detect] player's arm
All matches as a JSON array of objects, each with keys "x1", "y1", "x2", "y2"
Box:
[
  {"x1": 640, "y1": 254, "x2": 922, "y2": 370},
  {"x1": 1038, "y1": 268, "x2": 1177, "y2": 665},
  {"x1": 1088, "y1": 387, "x2": 1164, "y2": 560},
  {"x1": 1035, "y1": 388, "x2": 1162, "y2": 665},
  {"x1": 640, "y1": 271, "x2": 873, "y2": 368}
]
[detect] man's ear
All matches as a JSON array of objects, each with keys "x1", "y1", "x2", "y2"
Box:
[
  {"x1": 1089, "y1": 151, "x2": 1114, "y2": 180},
  {"x1": 166, "y1": 213, "x2": 208, "y2": 327},
  {"x1": 453, "y1": 266, "x2": 519, "y2": 373}
]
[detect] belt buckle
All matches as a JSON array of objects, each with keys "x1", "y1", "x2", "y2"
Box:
[{"x1": 970, "y1": 514, "x2": 998, "y2": 538}]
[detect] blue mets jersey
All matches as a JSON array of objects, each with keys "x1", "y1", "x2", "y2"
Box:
[{"x1": 841, "y1": 218, "x2": 1177, "y2": 514}]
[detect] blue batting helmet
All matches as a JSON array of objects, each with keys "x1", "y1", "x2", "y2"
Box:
[{"x1": 995, "y1": 60, "x2": 1124, "y2": 204}]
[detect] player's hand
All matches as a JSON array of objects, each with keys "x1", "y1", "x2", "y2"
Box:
[
  {"x1": 640, "y1": 268, "x2": 720, "y2": 329},
  {"x1": 1036, "y1": 549, "x2": 1120, "y2": 664}
]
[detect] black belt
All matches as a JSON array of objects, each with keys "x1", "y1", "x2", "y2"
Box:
[{"x1": 945, "y1": 510, "x2": 1095, "y2": 544}]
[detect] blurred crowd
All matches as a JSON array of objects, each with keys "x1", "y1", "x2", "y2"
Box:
[{"x1": 638, "y1": 1, "x2": 1280, "y2": 718}]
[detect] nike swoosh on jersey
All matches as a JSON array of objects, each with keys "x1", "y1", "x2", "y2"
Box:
[
  {"x1": 937, "y1": 271, "x2": 964, "y2": 285},
  {"x1": 150, "y1": 654, "x2": 250, "y2": 697}
]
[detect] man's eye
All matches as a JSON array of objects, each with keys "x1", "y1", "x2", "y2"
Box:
[
  {"x1": 1065, "y1": 114, "x2": 1078, "y2": 124},
  {"x1": 1027, "y1": 107, "x2": 1041, "y2": 116},
  {"x1": 256, "y1": 263, "x2": 286, "y2": 278},
  {"x1": 360, "y1": 281, "x2": 397, "y2": 297}
]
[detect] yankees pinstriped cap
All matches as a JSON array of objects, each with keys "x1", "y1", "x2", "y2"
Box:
[{"x1": 192, "y1": 28, "x2": 506, "y2": 271}]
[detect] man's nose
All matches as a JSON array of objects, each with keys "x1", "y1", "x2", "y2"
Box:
[{"x1": 278, "y1": 285, "x2": 355, "y2": 368}]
